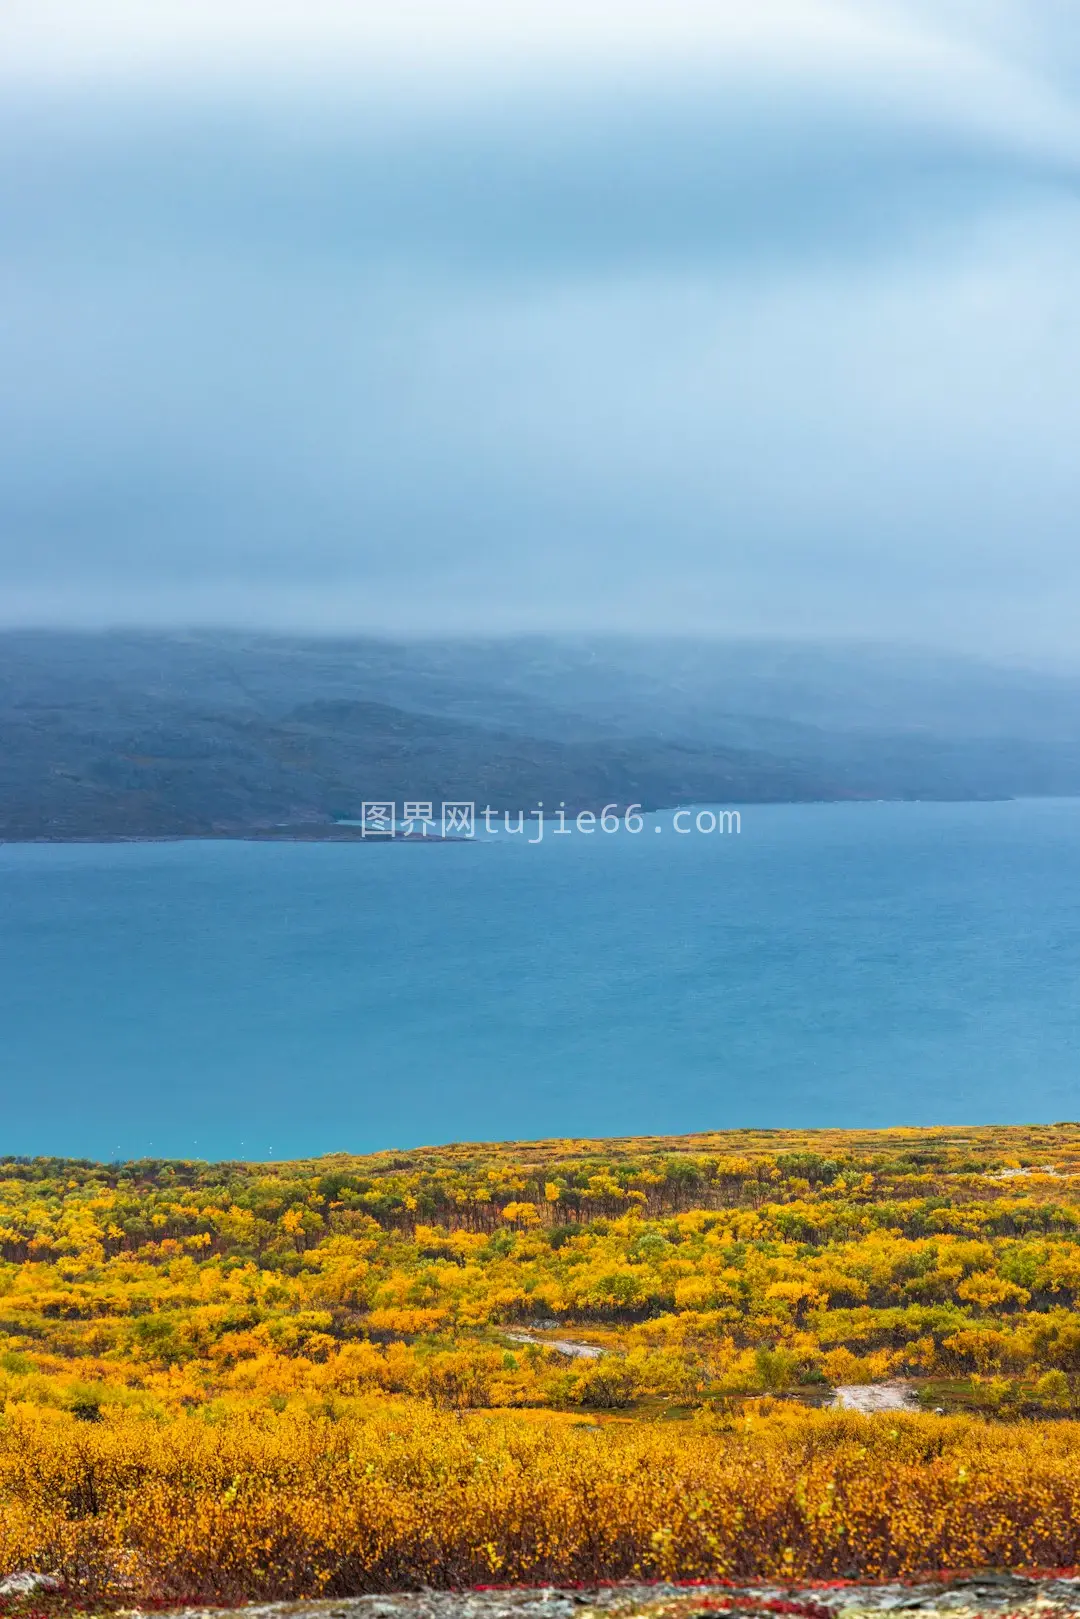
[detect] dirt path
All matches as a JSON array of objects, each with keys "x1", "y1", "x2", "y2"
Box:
[{"x1": 501, "y1": 1331, "x2": 605, "y2": 1360}]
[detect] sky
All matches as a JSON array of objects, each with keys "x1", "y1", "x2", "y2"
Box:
[{"x1": 2, "y1": 1, "x2": 1079, "y2": 659}]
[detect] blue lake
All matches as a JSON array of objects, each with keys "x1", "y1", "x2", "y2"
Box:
[{"x1": 2, "y1": 799, "x2": 1080, "y2": 1161}]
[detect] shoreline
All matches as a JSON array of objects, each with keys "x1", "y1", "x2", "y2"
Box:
[{"x1": 1, "y1": 793, "x2": 1057, "y2": 845}]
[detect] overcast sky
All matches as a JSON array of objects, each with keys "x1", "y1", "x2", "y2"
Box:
[{"x1": 2, "y1": 1, "x2": 1079, "y2": 658}]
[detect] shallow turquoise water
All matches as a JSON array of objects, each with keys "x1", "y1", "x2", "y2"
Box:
[{"x1": 2, "y1": 799, "x2": 1079, "y2": 1160}]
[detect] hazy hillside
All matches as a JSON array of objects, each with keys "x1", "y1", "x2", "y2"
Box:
[{"x1": 1, "y1": 631, "x2": 1078, "y2": 837}]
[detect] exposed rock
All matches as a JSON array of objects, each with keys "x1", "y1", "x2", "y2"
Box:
[
  {"x1": 123, "y1": 1576, "x2": 1080, "y2": 1619},
  {"x1": 829, "y1": 1381, "x2": 920, "y2": 1413},
  {"x1": 0, "y1": 1572, "x2": 65, "y2": 1597}
]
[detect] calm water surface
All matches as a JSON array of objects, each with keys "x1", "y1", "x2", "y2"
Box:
[{"x1": 2, "y1": 800, "x2": 1079, "y2": 1159}]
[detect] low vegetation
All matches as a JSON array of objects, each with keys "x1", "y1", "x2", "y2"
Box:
[
  {"x1": 10, "y1": 1402, "x2": 1080, "y2": 1603},
  {"x1": 6, "y1": 1124, "x2": 1080, "y2": 1599}
]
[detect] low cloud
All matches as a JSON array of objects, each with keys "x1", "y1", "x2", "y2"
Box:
[{"x1": 1, "y1": 1, "x2": 1079, "y2": 657}]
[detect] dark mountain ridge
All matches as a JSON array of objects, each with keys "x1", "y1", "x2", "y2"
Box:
[{"x1": 1, "y1": 631, "x2": 1078, "y2": 838}]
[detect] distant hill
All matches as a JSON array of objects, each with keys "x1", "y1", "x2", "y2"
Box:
[{"x1": 1, "y1": 630, "x2": 1078, "y2": 837}]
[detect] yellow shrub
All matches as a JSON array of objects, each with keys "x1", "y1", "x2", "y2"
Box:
[{"x1": 7, "y1": 1404, "x2": 1080, "y2": 1601}]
